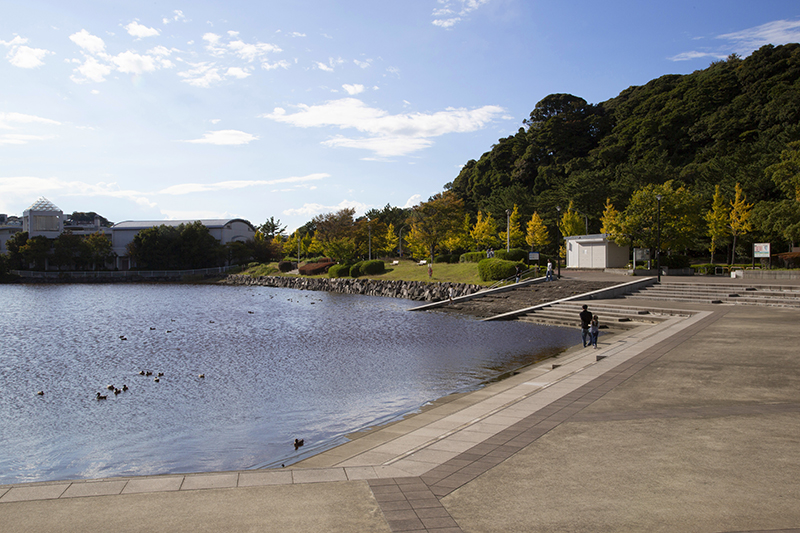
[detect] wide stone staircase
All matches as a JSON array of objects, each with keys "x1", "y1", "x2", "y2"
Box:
[
  {"x1": 624, "y1": 281, "x2": 800, "y2": 308},
  {"x1": 514, "y1": 301, "x2": 690, "y2": 331}
]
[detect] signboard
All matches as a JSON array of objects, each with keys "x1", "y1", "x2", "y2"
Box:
[
  {"x1": 754, "y1": 243, "x2": 770, "y2": 258},
  {"x1": 634, "y1": 248, "x2": 650, "y2": 261},
  {"x1": 528, "y1": 252, "x2": 540, "y2": 261}
]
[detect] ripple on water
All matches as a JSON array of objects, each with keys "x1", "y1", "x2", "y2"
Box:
[{"x1": 0, "y1": 283, "x2": 575, "y2": 483}]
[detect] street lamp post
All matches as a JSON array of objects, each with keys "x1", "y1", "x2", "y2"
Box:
[
  {"x1": 505, "y1": 209, "x2": 512, "y2": 252},
  {"x1": 656, "y1": 194, "x2": 662, "y2": 283},
  {"x1": 398, "y1": 225, "x2": 406, "y2": 257},
  {"x1": 555, "y1": 205, "x2": 562, "y2": 279}
]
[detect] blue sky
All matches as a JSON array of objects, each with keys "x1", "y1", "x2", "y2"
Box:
[{"x1": 2, "y1": 1, "x2": 799, "y2": 232}]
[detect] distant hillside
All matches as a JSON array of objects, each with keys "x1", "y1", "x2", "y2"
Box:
[{"x1": 447, "y1": 43, "x2": 800, "y2": 250}]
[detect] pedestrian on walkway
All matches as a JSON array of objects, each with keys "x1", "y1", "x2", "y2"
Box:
[
  {"x1": 515, "y1": 264, "x2": 521, "y2": 283},
  {"x1": 546, "y1": 260, "x2": 554, "y2": 281},
  {"x1": 580, "y1": 304, "x2": 593, "y2": 347},
  {"x1": 590, "y1": 314, "x2": 599, "y2": 348}
]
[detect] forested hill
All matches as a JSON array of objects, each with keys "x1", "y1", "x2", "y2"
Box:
[{"x1": 447, "y1": 43, "x2": 800, "y2": 246}]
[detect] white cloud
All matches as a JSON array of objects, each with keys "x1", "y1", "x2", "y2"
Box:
[
  {"x1": 290, "y1": 32, "x2": 306, "y2": 38},
  {"x1": 182, "y1": 130, "x2": 258, "y2": 145},
  {"x1": 0, "y1": 133, "x2": 57, "y2": 145},
  {"x1": 283, "y1": 199, "x2": 370, "y2": 217},
  {"x1": 72, "y1": 55, "x2": 113, "y2": 83},
  {"x1": 432, "y1": 0, "x2": 491, "y2": 28},
  {"x1": 262, "y1": 97, "x2": 505, "y2": 156},
  {"x1": 342, "y1": 83, "x2": 365, "y2": 95},
  {"x1": 354, "y1": 59, "x2": 372, "y2": 69},
  {"x1": 124, "y1": 21, "x2": 160, "y2": 39},
  {"x1": 403, "y1": 194, "x2": 422, "y2": 208},
  {"x1": 158, "y1": 174, "x2": 328, "y2": 195},
  {"x1": 316, "y1": 57, "x2": 344, "y2": 72},
  {"x1": 112, "y1": 51, "x2": 157, "y2": 74},
  {"x1": 178, "y1": 62, "x2": 223, "y2": 87},
  {"x1": 2, "y1": 36, "x2": 53, "y2": 68},
  {"x1": 163, "y1": 10, "x2": 185, "y2": 25},
  {"x1": 0, "y1": 112, "x2": 61, "y2": 130},
  {"x1": 718, "y1": 18, "x2": 800, "y2": 51},
  {"x1": 671, "y1": 18, "x2": 800, "y2": 62},
  {"x1": 0, "y1": 176, "x2": 157, "y2": 208},
  {"x1": 262, "y1": 59, "x2": 290, "y2": 70},
  {"x1": 226, "y1": 67, "x2": 251, "y2": 79},
  {"x1": 69, "y1": 29, "x2": 106, "y2": 54},
  {"x1": 668, "y1": 50, "x2": 726, "y2": 62},
  {"x1": 228, "y1": 39, "x2": 281, "y2": 61},
  {"x1": 160, "y1": 209, "x2": 231, "y2": 220}
]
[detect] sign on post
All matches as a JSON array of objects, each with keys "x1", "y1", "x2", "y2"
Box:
[
  {"x1": 528, "y1": 252, "x2": 540, "y2": 261},
  {"x1": 753, "y1": 243, "x2": 770, "y2": 258}
]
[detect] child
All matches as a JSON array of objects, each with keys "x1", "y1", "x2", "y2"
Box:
[{"x1": 590, "y1": 315, "x2": 600, "y2": 349}]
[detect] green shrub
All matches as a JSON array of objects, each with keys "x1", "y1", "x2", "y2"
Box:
[
  {"x1": 434, "y1": 254, "x2": 460, "y2": 264},
  {"x1": 494, "y1": 248, "x2": 528, "y2": 262},
  {"x1": 350, "y1": 260, "x2": 365, "y2": 277},
  {"x1": 278, "y1": 260, "x2": 295, "y2": 272},
  {"x1": 360, "y1": 259, "x2": 385, "y2": 275},
  {"x1": 328, "y1": 264, "x2": 351, "y2": 278},
  {"x1": 460, "y1": 251, "x2": 486, "y2": 263},
  {"x1": 477, "y1": 258, "x2": 522, "y2": 281}
]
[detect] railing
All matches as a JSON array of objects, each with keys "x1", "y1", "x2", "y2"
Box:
[
  {"x1": 487, "y1": 267, "x2": 540, "y2": 290},
  {"x1": 11, "y1": 266, "x2": 237, "y2": 280}
]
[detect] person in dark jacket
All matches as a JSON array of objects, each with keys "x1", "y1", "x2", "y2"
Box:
[{"x1": 580, "y1": 304, "x2": 593, "y2": 347}]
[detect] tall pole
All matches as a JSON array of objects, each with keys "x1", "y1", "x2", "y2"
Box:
[
  {"x1": 555, "y1": 205, "x2": 562, "y2": 279},
  {"x1": 398, "y1": 226, "x2": 405, "y2": 257},
  {"x1": 656, "y1": 194, "x2": 662, "y2": 283},
  {"x1": 368, "y1": 222, "x2": 372, "y2": 261},
  {"x1": 506, "y1": 209, "x2": 512, "y2": 252}
]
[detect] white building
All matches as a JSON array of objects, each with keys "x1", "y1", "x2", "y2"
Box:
[
  {"x1": 23, "y1": 197, "x2": 64, "y2": 239},
  {"x1": 2, "y1": 197, "x2": 256, "y2": 270},
  {"x1": 564, "y1": 234, "x2": 629, "y2": 269},
  {"x1": 112, "y1": 219, "x2": 256, "y2": 270}
]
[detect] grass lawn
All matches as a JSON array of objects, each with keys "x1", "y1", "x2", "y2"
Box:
[{"x1": 240, "y1": 259, "x2": 488, "y2": 285}]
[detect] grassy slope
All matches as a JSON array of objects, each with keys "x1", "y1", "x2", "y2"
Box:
[{"x1": 241, "y1": 259, "x2": 488, "y2": 285}]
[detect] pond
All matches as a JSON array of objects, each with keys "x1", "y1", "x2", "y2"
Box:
[{"x1": 0, "y1": 283, "x2": 575, "y2": 484}]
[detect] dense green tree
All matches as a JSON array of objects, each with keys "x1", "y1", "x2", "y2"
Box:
[
  {"x1": 20, "y1": 236, "x2": 51, "y2": 270},
  {"x1": 408, "y1": 191, "x2": 464, "y2": 262},
  {"x1": 258, "y1": 217, "x2": 287, "y2": 239},
  {"x1": 85, "y1": 231, "x2": 114, "y2": 270},
  {"x1": 705, "y1": 185, "x2": 730, "y2": 264},
  {"x1": 5, "y1": 231, "x2": 28, "y2": 269}
]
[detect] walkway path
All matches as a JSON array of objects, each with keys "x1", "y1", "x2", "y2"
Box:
[{"x1": 2, "y1": 273, "x2": 799, "y2": 532}]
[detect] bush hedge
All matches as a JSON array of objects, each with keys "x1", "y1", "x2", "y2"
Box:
[
  {"x1": 434, "y1": 254, "x2": 460, "y2": 264},
  {"x1": 299, "y1": 260, "x2": 335, "y2": 275},
  {"x1": 477, "y1": 258, "x2": 523, "y2": 281},
  {"x1": 494, "y1": 248, "x2": 528, "y2": 262},
  {"x1": 278, "y1": 260, "x2": 295, "y2": 273},
  {"x1": 360, "y1": 259, "x2": 386, "y2": 275},
  {"x1": 460, "y1": 251, "x2": 486, "y2": 263},
  {"x1": 328, "y1": 264, "x2": 351, "y2": 278}
]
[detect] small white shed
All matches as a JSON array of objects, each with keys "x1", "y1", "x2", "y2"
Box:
[{"x1": 564, "y1": 234, "x2": 629, "y2": 269}]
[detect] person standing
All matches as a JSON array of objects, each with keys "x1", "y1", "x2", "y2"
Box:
[
  {"x1": 590, "y1": 314, "x2": 600, "y2": 349},
  {"x1": 428, "y1": 263, "x2": 433, "y2": 279},
  {"x1": 580, "y1": 304, "x2": 593, "y2": 347},
  {"x1": 546, "y1": 260, "x2": 554, "y2": 281}
]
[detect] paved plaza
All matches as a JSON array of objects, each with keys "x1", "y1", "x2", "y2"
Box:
[{"x1": 2, "y1": 273, "x2": 800, "y2": 532}]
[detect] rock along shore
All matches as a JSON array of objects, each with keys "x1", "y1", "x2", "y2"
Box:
[{"x1": 221, "y1": 274, "x2": 483, "y2": 301}]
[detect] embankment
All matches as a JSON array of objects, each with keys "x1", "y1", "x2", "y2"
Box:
[{"x1": 222, "y1": 274, "x2": 483, "y2": 301}]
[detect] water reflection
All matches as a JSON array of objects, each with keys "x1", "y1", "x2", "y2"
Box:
[{"x1": 0, "y1": 283, "x2": 574, "y2": 483}]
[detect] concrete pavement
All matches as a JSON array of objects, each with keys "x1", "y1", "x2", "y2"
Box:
[{"x1": 2, "y1": 273, "x2": 800, "y2": 532}]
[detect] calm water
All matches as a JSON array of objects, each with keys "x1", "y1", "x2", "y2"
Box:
[{"x1": 0, "y1": 283, "x2": 575, "y2": 484}]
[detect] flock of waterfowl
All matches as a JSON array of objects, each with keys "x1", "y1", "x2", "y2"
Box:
[{"x1": 34, "y1": 302, "x2": 305, "y2": 450}]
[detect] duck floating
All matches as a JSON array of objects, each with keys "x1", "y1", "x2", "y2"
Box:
[{"x1": 294, "y1": 438, "x2": 304, "y2": 450}]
